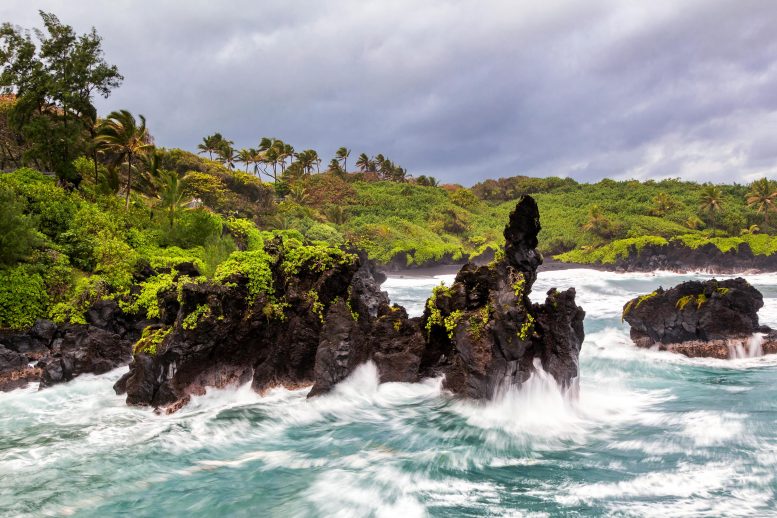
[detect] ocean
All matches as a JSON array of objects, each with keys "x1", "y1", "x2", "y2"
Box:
[{"x1": 1, "y1": 269, "x2": 776, "y2": 517}]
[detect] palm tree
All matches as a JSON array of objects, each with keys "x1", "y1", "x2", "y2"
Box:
[
  {"x1": 335, "y1": 147, "x2": 351, "y2": 173},
  {"x1": 651, "y1": 192, "x2": 675, "y2": 217},
  {"x1": 741, "y1": 224, "x2": 760, "y2": 235},
  {"x1": 216, "y1": 142, "x2": 237, "y2": 170},
  {"x1": 237, "y1": 148, "x2": 254, "y2": 172},
  {"x1": 582, "y1": 205, "x2": 613, "y2": 237},
  {"x1": 356, "y1": 152, "x2": 371, "y2": 172},
  {"x1": 746, "y1": 178, "x2": 777, "y2": 227},
  {"x1": 157, "y1": 170, "x2": 189, "y2": 227},
  {"x1": 137, "y1": 149, "x2": 163, "y2": 196},
  {"x1": 262, "y1": 145, "x2": 281, "y2": 181},
  {"x1": 96, "y1": 110, "x2": 154, "y2": 209},
  {"x1": 248, "y1": 147, "x2": 264, "y2": 176},
  {"x1": 699, "y1": 185, "x2": 724, "y2": 236},
  {"x1": 327, "y1": 158, "x2": 342, "y2": 174},
  {"x1": 197, "y1": 133, "x2": 225, "y2": 160},
  {"x1": 82, "y1": 112, "x2": 102, "y2": 184},
  {"x1": 257, "y1": 137, "x2": 290, "y2": 180},
  {"x1": 378, "y1": 158, "x2": 393, "y2": 179},
  {"x1": 295, "y1": 149, "x2": 318, "y2": 175},
  {"x1": 288, "y1": 183, "x2": 308, "y2": 204},
  {"x1": 324, "y1": 205, "x2": 347, "y2": 224},
  {"x1": 281, "y1": 143, "x2": 294, "y2": 171}
]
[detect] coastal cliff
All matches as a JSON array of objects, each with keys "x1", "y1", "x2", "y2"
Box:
[{"x1": 114, "y1": 195, "x2": 585, "y2": 409}]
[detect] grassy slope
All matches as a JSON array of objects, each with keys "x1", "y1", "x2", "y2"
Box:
[{"x1": 3, "y1": 153, "x2": 775, "y2": 330}]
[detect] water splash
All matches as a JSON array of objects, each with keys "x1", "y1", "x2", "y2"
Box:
[
  {"x1": 728, "y1": 333, "x2": 765, "y2": 359},
  {"x1": 3, "y1": 270, "x2": 777, "y2": 517}
]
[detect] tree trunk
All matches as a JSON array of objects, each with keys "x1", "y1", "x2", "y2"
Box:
[{"x1": 125, "y1": 153, "x2": 133, "y2": 209}]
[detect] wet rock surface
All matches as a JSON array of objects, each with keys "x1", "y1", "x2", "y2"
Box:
[
  {"x1": 420, "y1": 196, "x2": 585, "y2": 398},
  {"x1": 0, "y1": 317, "x2": 137, "y2": 391},
  {"x1": 622, "y1": 277, "x2": 777, "y2": 358},
  {"x1": 1, "y1": 196, "x2": 586, "y2": 407},
  {"x1": 607, "y1": 241, "x2": 777, "y2": 274},
  {"x1": 116, "y1": 195, "x2": 584, "y2": 409},
  {"x1": 0, "y1": 280, "x2": 162, "y2": 392}
]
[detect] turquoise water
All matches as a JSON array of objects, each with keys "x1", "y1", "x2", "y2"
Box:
[{"x1": 1, "y1": 269, "x2": 776, "y2": 517}]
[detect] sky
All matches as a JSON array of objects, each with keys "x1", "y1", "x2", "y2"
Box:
[{"x1": 2, "y1": 0, "x2": 777, "y2": 185}]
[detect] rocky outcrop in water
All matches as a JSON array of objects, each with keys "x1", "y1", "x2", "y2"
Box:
[
  {"x1": 113, "y1": 195, "x2": 585, "y2": 409},
  {"x1": 0, "y1": 300, "x2": 147, "y2": 391},
  {"x1": 420, "y1": 197, "x2": 585, "y2": 397},
  {"x1": 114, "y1": 243, "x2": 425, "y2": 408},
  {"x1": 609, "y1": 241, "x2": 777, "y2": 274},
  {"x1": 622, "y1": 278, "x2": 777, "y2": 358},
  {"x1": 0, "y1": 195, "x2": 584, "y2": 403}
]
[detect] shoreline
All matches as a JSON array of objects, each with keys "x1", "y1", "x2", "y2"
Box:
[
  {"x1": 381, "y1": 258, "x2": 606, "y2": 278},
  {"x1": 380, "y1": 258, "x2": 776, "y2": 278}
]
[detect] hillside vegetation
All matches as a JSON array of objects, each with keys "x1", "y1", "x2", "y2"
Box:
[{"x1": 3, "y1": 12, "x2": 777, "y2": 330}]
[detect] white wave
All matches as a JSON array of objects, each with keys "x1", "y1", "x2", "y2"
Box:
[
  {"x1": 305, "y1": 468, "x2": 428, "y2": 518},
  {"x1": 557, "y1": 461, "x2": 739, "y2": 503},
  {"x1": 728, "y1": 333, "x2": 765, "y2": 359},
  {"x1": 584, "y1": 327, "x2": 777, "y2": 370},
  {"x1": 451, "y1": 361, "x2": 665, "y2": 453},
  {"x1": 678, "y1": 411, "x2": 747, "y2": 447},
  {"x1": 556, "y1": 459, "x2": 774, "y2": 517}
]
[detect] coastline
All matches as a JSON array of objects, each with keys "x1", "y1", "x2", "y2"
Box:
[{"x1": 381, "y1": 258, "x2": 605, "y2": 278}]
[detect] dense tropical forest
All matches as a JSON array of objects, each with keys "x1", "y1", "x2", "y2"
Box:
[{"x1": 2, "y1": 12, "x2": 777, "y2": 330}]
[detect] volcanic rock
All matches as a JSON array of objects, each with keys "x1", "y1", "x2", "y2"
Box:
[
  {"x1": 420, "y1": 196, "x2": 585, "y2": 398},
  {"x1": 622, "y1": 277, "x2": 777, "y2": 358},
  {"x1": 117, "y1": 196, "x2": 585, "y2": 408}
]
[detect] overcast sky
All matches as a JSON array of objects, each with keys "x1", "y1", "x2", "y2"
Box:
[{"x1": 2, "y1": 0, "x2": 777, "y2": 185}]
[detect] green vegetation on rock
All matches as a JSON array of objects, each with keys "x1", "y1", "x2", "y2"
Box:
[
  {"x1": 133, "y1": 326, "x2": 171, "y2": 356},
  {"x1": 182, "y1": 304, "x2": 211, "y2": 330},
  {"x1": 214, "y1": 250, "x2": 274, "y2": 304}
]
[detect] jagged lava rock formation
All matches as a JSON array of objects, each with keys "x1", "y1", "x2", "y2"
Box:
[
  {"x1": 0, "y1": 302, "x2": 149, "y2": 392},
  {"x1": 107, "y1": 195, "x2": 585, "y2": 408},
  {"x1": 606, "y1": 241, "x2": 777, "y2": 274},
  {"x1": 420, "y1": 196, "x2": 585, "y2": 397},
  {"x1": 622, "y1": 278, "x2": 777, "y2": 358}
]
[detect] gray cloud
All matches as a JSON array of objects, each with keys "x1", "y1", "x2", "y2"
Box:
[{"x1": 2, "y1": 0, "x2": 777, "y2": 184}]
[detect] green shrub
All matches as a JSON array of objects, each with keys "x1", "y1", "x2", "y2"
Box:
[
  {"x1": 0, "y1": 168, "x2": 77, "y2": 241},
  {"x1": 0, "y1": 265, "x2": 49, "y2": 329},
  {"x1": 60, "y1": 203, "x2": 122, "y2": 271},
  {"x1": 120, "y1": 272, "x2": 177, "y2": 319},
  {"x1": 556, "y1": 236, "x2": 669, "y2": 264},
  {"x1": 225, "y1": 218, "x2": 264, "y2": 251},
  {"x1": 280, "y1": 244, "x2": 357, "y2": 277},
  {"x1": 182, "y1": 304, "x2": 211, "y2": 330},
  {"x1": 133, "y1": 243, "x2": 206, "y2": 274},
  {"x1": 49, "y1": 275, "x2": 109, "y2": 325},
  {"x1": 163, "y1": 209, "x2": 223, "y2": 248},
  {"x1": 133, "y1": 326, "x2": 171, "y2": 356},
  {"x1": 0, "y1": 185, "x2": 41, "y2": 266},
  {"x1": 305, "y1": 223, "x2": 344, "y2": 245},
  {"x1": 214, "y1": 250, "x2": 274, "y2": 303},
  {"x1": 94, "y1": 233, "x2": 140, "y2": 292},
  {"x1": 202, "y1": 233, "x2": 237, "y2": 277}
]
